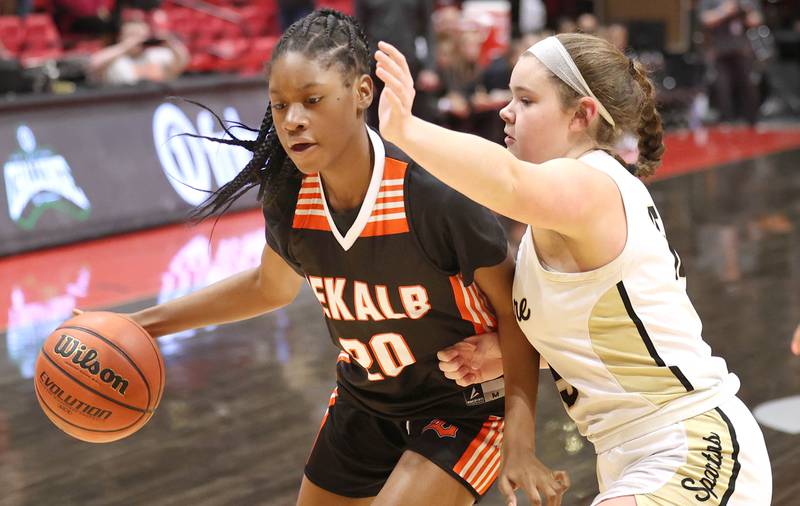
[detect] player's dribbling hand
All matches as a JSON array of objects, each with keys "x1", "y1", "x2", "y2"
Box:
[
  {"x1": 498, "y1": 444, "x2": 569, "y2": 506},
  {"x1": 375, "y1": 41, "x2": 416, "y2": 145},
  {"x1": 437, "y1": 332, "x2": 503, "y2": 386}
]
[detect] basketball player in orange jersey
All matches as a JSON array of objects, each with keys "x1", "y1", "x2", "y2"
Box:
[
  {"x1": 375, "y1": 34, "x2": 772, "y2": 505},
  {"x1": 96, "y1": 10, "x2": 568, "y2": 506}
]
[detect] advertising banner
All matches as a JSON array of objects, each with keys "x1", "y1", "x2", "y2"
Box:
[{"x1": 0, "y1": 84, "x2": 266, "y2": 256}]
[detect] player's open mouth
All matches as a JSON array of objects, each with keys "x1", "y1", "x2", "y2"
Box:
[{"x1": 291, "y1": 143, "x2": 316, "y2": 153}]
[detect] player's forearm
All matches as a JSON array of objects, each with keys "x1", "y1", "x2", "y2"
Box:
[
  {"x1": 498, "y1": 313, "x2": 541, "y2": 449},
  {"x1": 394, "y1": 116, "x2": 529, "y2": 221},
  {"x1": 131, "y1": 267, "x2": 295, "y2": 338}
]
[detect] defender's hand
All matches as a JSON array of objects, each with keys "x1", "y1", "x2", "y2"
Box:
[
  {"x1": 375, "y1": 41, "x2": 416, "y2": 146},
  {"x1": 437, "y1": 332, "x2": 503, "y2": 386},
  {"x1": 498, "y1": 445, "x2": 569, "y2": 506}
]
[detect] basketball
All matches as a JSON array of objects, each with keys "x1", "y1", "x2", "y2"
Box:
[{"x1": 33, "y1": 312, "x2": 165, "y2": 443}]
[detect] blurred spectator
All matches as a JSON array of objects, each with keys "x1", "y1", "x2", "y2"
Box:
[
  {"x1": 277, "y1": 0, "x2": 314, "y2": 32},
  {"x1": 606, "y1": 22, "x2": 629, "y2": 53},
  {"x1": 698, "y1": 0, "x2": 763, "y2": 125},
  {"x1": 436, "y1": 27, "x2": 482, "y2": 132},
  {"x1": 472, "y1": 32, "x2": 543, "y2": 143},
  {"x1": 0, "y1": 40, "x2": 28, "y2": 93},
  {"x1": 434, "y1": 35, "x2": 469, "y2": 127},
  {"x1": 512, "y1": 0, "x2": 546, "y2": 37},
  {"x1": 1, "y1": 0, "x2": 33, "y2": 16},
  {"x1": 577, "y1": 12, "x2": 599, "y2": 35},
  {"x1": 356, "y1": 0, "x2": 440, "y2": 125},
  {"x1": 433, "y1": 4, "x2": 463, "y2": 38},
  {"x1": 556, "y1": 16, "x2": 576, "y2": 34},
  {"x1": 52, "y1": 0, "x2": 118, "y2": 39},
  {"x1": 87, "y1": 19, "x2": 188, "y2": 85}
]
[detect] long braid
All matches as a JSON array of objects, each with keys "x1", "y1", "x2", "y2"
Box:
[
  {"x1": 191, "y1": 106, "x2": 275, "y2": 221},
  {"x1": 188, "y1": 9, "x2": 371, "y2": 221},
  {"x1": 630, "y1": 59, "x2": 665, "y2": 178}
]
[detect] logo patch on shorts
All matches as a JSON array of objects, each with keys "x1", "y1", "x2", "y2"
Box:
[{"x1": 423, "y1": 419, "x2": 458, "y2": 438}]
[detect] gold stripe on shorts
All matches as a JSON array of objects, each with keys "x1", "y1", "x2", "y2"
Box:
[{"x1": 636, "y1": 407, "x2": 741, "y2": 506}]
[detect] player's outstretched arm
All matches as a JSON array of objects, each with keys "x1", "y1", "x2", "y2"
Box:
[
  {"x1": 130, "y1": 244, "x2": 303, "y2": 338},
  {"x1": 375, "y1": 41, "x2": 618, "y2": 239},
  {"x1": 792, "y1": 322, "x2": 800, "y2": 356}
]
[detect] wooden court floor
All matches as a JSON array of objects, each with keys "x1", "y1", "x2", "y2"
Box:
[{"x1": 1, "y1": 147, "x2": 799, "y2": 505}]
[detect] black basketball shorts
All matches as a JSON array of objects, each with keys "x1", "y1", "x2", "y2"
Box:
[{"x1": 304, "y1": 385, "x2": 505, "y2": 501}]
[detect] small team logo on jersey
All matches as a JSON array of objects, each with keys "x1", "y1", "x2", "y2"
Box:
[
  {"x1": 423, "y1": 419, "x2": 458, "y2": 438},
  {"x1": 464, "y1": 385, "x2": 485, "y2": 406},
  {"x1": 463, "y1": 379, "x2": 505, "y2": 407}
]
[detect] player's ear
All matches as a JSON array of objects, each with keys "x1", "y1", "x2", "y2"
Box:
[{"x1": 355, "y1": 73, "x2": 374, "y2": 113}]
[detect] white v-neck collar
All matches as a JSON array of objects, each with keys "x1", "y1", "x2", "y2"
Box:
[{"x1": 317, "y1": 126, "x2": 385, "y2": 251}]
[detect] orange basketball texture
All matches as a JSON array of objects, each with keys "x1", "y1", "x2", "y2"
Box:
[{"x1": 34, "y1": 312, "x2": 165, "y2": 443}]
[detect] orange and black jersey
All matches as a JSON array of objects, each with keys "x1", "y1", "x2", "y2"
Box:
[{"x1": 263, "y1": 128, "x2": 507, "y2": 419}]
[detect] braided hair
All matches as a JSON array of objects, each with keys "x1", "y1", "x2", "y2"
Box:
[{"x1": 189, "y1": 9, "x2": 371, "y2": 221}]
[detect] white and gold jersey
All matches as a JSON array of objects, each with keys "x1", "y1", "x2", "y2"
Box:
[{"x1": 512, "y1": 150, "x2": 740, "y2": 453}]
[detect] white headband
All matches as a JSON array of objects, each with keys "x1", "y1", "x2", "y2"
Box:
[{"x1": 527, "y1": 36, "x2": 615, "y2": 127}]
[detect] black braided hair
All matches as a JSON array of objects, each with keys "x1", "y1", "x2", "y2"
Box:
[{"x1": 189, "y1": 9, "x2": 371, "y2": 221}]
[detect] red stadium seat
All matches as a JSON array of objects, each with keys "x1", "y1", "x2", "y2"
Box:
[
  {"x1": 316, "y1": 0, "x2": 354, "y2": 16},
  {"x1": 239, "y1": 35, "x2": 276, "y2": 74},
  {"x1": 22, "y1": 14, "x2": 61, "y2": 51},
  {"x1": 19, "y1": 47, "x2": 63, "y2": 66},
  {"x1": 0, "y1": 16, "x2": 24, "y2": 54},
  {"x1": 209, "y1": 37, "x2": 249, "y2": 72},
  {"x1": 187, "y1": 52, "x2": 215, "y2": 73},
  {"x1": 63, "y1": 39, "x2": 104, "y2": 56}
]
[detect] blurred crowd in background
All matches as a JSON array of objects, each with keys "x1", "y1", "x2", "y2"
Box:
[{"x1": 1, "y1": 0, "x2": 799, "y2": 133}]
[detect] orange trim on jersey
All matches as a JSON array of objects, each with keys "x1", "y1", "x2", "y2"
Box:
[
  {"x1": 337, "y1": 351, "x2": 351, "y2": 363},
  {"x1": 375, "y1": 196, "x2": 404, "y2": 204},
  {"x1": 453, "y1": 416, "x2": 504, "y2": 494},
  {"x1": 293, "y1": 215, "x2": 331, "y2": 231},
  {"x1": 371, "y1": 207, "x2": 406, "y2": 216},
  {"x1": 360, "y1": 219, "x2": 410, "y2": 237},
  {"x1": 449, "y1": 275, "x2": 496, "y2": 334},
  {"x1": 293, "y1": 175, "x2": 331, "y2": 231},
  {"x1": 356, "y1": 156, "x2": 410, "y2": 238},
  {"x1": 383, "y1": 157, "x2": 408, "y2": 179},
  {"x1": 468, "y1": 284, "x2": 497, "y2": 329}
]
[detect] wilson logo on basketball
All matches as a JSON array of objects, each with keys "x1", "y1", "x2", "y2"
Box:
[
  {"x1": 53, "y1": 334, "x2": 130, "y2": 395},
  {"x1": 422, "y1": 419, "x2": 458, "y2": 438}
]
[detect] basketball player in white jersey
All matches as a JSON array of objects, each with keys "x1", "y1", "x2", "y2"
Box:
[{"x1": 375, "y1": 34, "x2": 772, "y2": 505}]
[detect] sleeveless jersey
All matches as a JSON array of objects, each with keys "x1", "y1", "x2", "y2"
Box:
[
  {"x1": 512, "y1": 150, "x2": 740, "y2": 453},
  {"x1": 264, "y1": 127, "x2": 508, "y2": 419}
]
